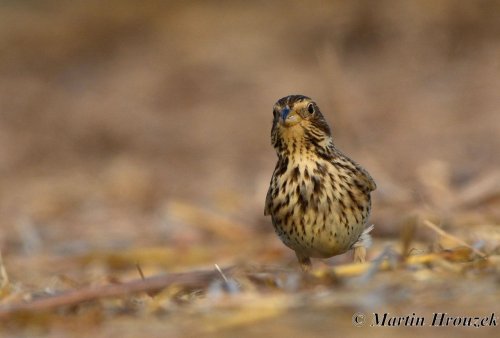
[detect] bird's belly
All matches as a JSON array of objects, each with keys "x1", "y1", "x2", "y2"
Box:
[
  {"x1": 270, "y1": 157, "x2": 371, "y2": 258},
  {"x1": 273, "y1": 200, "x2": 367, "y2": 258}
]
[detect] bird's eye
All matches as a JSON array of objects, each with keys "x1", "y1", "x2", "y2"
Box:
[{"x1": 307, "y1": 103, "x2": 315, "y2": 114}]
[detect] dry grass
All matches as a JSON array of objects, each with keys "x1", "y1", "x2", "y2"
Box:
[{"x1": 0, "y1": 1, "x2": 499, "y2": 337}]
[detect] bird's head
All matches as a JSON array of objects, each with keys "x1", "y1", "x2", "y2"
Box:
[{"x1": 271, "y1": 95, "x2": 332, "y2": 153}]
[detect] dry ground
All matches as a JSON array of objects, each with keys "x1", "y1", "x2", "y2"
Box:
[{"x1": 0, "y1": 1, "x2": 499, "y2": 337}]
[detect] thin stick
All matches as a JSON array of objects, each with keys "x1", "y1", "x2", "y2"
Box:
[
  {"x1": 0, "y1": 267, "x2": 233, "y2": 319},
  {"x1": 423, "y1": 220, "x2": 486, "y2": 258},
  {"x1": 0, "y1": 252, "x2": 8, "y2": 289},
  {"x1": 214, "y1": 264, "x2": 229, "y2": 284},
  {"x1": 136, "y1": 262, "x2": 145, "y2": 280}
]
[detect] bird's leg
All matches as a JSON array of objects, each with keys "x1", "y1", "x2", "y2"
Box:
[
  {"x1": 353, "y1": 246, "x2": 367, "y2": 263},
  {"x1": 352, "y1": 224, "x2": 374, "y2": 263},
  {"x1": 295, "y1": 252, "x2": 312, "y2": 271}
]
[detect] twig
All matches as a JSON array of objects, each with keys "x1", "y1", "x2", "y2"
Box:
[
  {"x1": 136, "y1": 262, "x2": 145, "y2": 280},
  {"x1": 314, "y1": 252, "x2": 449, "y2": 279},
  {"x1": 0, "y1": 251, "x2": 10, "y2": 298},
  {"x1": 0, "y1": 252, "x2": 8, "y2": 289},
  {"x1": 214, "y1": 264, "x2": 229, "y2": 284},
  {"x1": 0, "y1": 266, "x2": 233, "y2": 319},
  {"x1": 166, "y1": 200, "x2": 250, "y2": 241},
  {"x1": 423, "y1": 220, "x2": 486, "y2": 258}
]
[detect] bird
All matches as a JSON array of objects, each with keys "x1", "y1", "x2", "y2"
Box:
[{"x1": 265, "y1": 95, "x2": 376, "y2": 271}]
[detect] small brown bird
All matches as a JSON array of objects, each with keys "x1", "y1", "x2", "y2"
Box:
[{"x1": 265, "y1": 95, "x2": 376, "y2": 270}]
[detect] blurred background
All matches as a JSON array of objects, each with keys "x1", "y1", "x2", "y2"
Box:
[{"x1": 1, "y1": 0, "x2": 499, "y2": 337}]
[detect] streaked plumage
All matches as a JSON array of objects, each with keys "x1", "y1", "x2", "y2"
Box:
[{"x1": 265, "y1": 95, "x2": 376, "y2": 270}]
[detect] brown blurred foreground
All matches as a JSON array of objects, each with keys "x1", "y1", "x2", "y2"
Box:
[{"x1": 0, "y1": 1, "x2": 499, "y2": 337}]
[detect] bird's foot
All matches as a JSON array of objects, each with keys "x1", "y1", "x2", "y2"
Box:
[{"x1": 295, "y1": 252, "x2": 312, "y2": 272}]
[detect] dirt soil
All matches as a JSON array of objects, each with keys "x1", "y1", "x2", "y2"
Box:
[{"x1": 0, "y1": 1, "x2": 499, "y2": 337}]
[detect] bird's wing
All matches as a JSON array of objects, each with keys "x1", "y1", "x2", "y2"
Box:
[
  {"x1": 264, "y1": 187, "x2": 272, "y2": 216},
  {"x1": 357, "y1": 166, "x2": 377, "y2": 192},
  {"x1": 332, "y1": 149, "x2": 377, "y2": 192}
]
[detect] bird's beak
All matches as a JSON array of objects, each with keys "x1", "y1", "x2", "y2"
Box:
[
  {"x1": 280, "y1": 106, "x2": 290, "y2": 121},
  {"x1": 279, "y1": 106, "x2": 300, "y2": 127}
]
